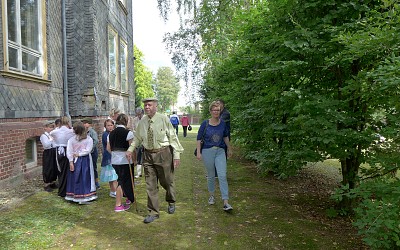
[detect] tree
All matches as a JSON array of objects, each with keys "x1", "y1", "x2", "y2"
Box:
[
  {"x1": 134, "y1": 45, "x2": 155, "y2": 106},
  {"x1": 153, "y1": 66, "x2": 180, "y2": 112},
  {"x1": 163, "y1": 0, "x2": 400, "y2": 203}
]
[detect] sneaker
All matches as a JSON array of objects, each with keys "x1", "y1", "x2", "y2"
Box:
[
  {"x1": 208, "y1": 195, "x2": 215, "y2": 205},
  {"x1": 44, "y1": 186, "x2": 53, "y2": 192},
  {"x1": 114, "y1": 204, "x2": 130, "y2": 212},
  {"x1": 125, "y1": 199, "x2": 132, "y2": 205},
  {"x1": 143, "y1": 214, "x2": 159, "y2": 224},
  {"x1": 95, "y1": 182, "x2": 101, "y2": 189},
  {"x1": 223, "y1": 204, "x2": 233, "y2": 211},
  {"x1": 167, "y1": 203, "x2": 176, "y2": 214},
  {"x1": 109, "y1": 191, "x2": 116, "y2": 198},
  {"x1": 134, "y1": 175, "x2": 142, "y2": 178}
]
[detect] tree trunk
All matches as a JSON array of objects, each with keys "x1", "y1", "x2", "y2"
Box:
[{"x1": 339, "y1": 154, "x2": 360, "y2": 210}]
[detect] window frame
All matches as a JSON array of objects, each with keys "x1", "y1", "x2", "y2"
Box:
[
  {"x1": 119, "y1": 39, "x2": 128, "y2": 93},
  {"x1": 25, "y1": 138, "x2": 37, "y2": 169},
  {"x1": 1, "y1": 0, "x2": 48, "y2": 79},
  {"x1": 108, "y1": 26, "x2": 118, "y2": 90}
]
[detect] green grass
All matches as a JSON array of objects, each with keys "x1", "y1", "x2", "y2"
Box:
[{"x1": 0, "y1": 127, "x2": 364, "y2": 249}]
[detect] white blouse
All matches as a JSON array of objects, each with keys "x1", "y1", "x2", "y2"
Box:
[
  {"x1": 67, "y1": 136, "x2": 93, "y2": 163},
  {"x1": 50, "y1": 126, "x2": 75, "y2": 147}
]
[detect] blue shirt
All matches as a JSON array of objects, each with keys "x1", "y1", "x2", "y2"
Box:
[{"x1": 197, "y1": 120, "x2": 229, "y2": 149}]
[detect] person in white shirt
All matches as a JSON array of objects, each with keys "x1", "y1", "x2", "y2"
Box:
[
  {"x1": 40, "y1": 121, "x2": 58, "y2": 192},
  {"x1": 107, "y1": 114, "x2": 135, "y2": 212},
  {"x1": 50, "y1": 116, "x2": 75, "y2": 197}
]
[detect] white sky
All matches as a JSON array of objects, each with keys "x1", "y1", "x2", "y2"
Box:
[
  {"x1": 132, "y1": 1, "x2": 177, "y2": 72},
  {"x1": 132, "y1": 1, "x2": 188, "y2": 107}
]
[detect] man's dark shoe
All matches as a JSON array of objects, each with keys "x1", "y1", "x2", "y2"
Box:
[
  {"x1": 168, "y1": 203, "x2": 176, "y2": 214},
  {"x1": 143, "y1": 214, "x2": 159, "y2": 224},
  {"x1": 44, "y1": 186, "x2": 53, "y2": 192}
]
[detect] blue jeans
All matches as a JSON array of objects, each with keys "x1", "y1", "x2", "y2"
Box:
[{"x1": 202, "y1": 147, "x2": 229, "y2": 200}]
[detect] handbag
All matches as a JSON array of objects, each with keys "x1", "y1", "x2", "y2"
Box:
[
  {"x1": 188, "y1": 125, "x2": 192, "y2": 131},
  {"x1": 194, "y1": 121, "x2": 208, "y2": 156}
]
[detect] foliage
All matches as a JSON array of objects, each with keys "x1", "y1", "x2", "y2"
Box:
[
  {"x1": 161, "y1": 0, "x2": 400, "y2": 246},
  {"x1": 333, "y1": 178, "x2": 400, "y2": 249},
  {"x1": 134, "y1": 45, "x2": 155, "y2": 106},
  {"x1": 153, "y1": 66, "x2": 180, "y2": 112}
]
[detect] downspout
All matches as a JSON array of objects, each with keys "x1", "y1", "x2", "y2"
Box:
[{"x1": 62, "y1": 0, "x2": 70, "y2": 120}]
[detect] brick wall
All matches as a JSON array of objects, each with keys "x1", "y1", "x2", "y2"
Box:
[
  {"x1": 0, "y1": 119, "x2": 46, "y2": 184},
  {"x1": 0, "y1": 117, "x2": 108, "y2": 186}
]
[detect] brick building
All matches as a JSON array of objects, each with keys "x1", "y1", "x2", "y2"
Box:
[{"x1": 0, "y1": 0, "x2": 135, "y2": 186}]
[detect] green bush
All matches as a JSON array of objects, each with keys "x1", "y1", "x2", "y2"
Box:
[{"x1": 345, "y1": 179, "x2": 400, "y2": 249}]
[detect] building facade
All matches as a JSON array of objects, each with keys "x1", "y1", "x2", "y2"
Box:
[{"x1": 0, "y1": 0, "x2": 135, "y2": 186}]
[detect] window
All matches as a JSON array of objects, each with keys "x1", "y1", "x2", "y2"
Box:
[
  {"x1": 108, "y1": 27, "x2": 118, "y2": 89},
  {"x1": 108, "y1": 26, "x2": 129, "y2": 94},
  {"x1": 25, "y1": 138, "x2": 37, "y2": 168},
  {"x1": 4, "y1": 0, "x2": 45, "y2": 77},
  {"x1": 120, "y1": 40, "x2": 128, "y2": 93}
]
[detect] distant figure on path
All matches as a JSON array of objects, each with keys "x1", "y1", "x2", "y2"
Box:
[
  {"x1": 170, "y1": 111, "x2": 180, "y2": 135},
  {"x1": 181, "y1": 114, "x2": 190, "y2": 137}
]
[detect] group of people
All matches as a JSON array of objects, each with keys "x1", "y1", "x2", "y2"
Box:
[
  {"x1": 40, "y1": 117, "x2": 98, "y2": 204},
  {"x1": 169, "y1": 111, "x2": 191, "y2": 137},
  {"x1": 40, "y1": 97, "x2": 233, "y2": 223}
]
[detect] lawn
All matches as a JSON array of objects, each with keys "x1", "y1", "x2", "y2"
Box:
[{"x1": 0, "y1": 126, "x2": 365, "y2": 249}]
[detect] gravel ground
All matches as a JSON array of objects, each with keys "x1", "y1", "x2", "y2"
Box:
[{"x1": 0, "y1": 172, "x2": 44, "y2": 211}]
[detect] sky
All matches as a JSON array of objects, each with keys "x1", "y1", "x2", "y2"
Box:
[
  {"x1": 132, "y1": 1, "x2": 179, "y2": 73},
  {"x1": 131, "y1": 1, "x2": 189, "y2": 107}
]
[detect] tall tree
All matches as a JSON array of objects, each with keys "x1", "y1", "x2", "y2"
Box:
[
  {"x1": 134, "y1": 45, "x2": 154, "y2": 106},
  {"x1": 153, "y1": 66, "x2": 180, "y2": 112},
  {"x1": 162, "y1": 0, "x2": 400, "y2": 206}
]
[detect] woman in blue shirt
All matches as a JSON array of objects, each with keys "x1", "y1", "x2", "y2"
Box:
[{"x1": 196, "y1": 101, "x2": 233, "y2": 211}]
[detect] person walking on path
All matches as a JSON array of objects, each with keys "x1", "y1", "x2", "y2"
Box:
[
  {"x1": 170, "y1": 111, "x2": 180, "y2": 135},
  {"x1": 107, "y1": 114, "x2": 135, "y2": 212},
  {"x1": 40, "y1": 121, "x2": 58, "y2": 192},
  {"x1": 50, "y1": 116, "x2": 75, "y2": 197},
  {"x1": 181, "y1": 114, "x2": 190, "y2": 137},
  {"x1": 216, "y1": 99, "x2": 231, "y2": 140},
  {"x1": 196, "y1": 101, "x2": 233, "y2": 211},
  {"x1": 82, "y1": 118, "x2": 100, "y2": 189},
  {"x1": 65, "y1": 121, "x2": 97, "y2": 204},
  {"x1": 100, "y1": 119, "x2": 118, "y2": 198},
  {"x1": 126, "y1": 97, "x2": 184, "y2": 224},
  {"x1": 131, "y1": 107, "x2": 144, "y2": 178}
]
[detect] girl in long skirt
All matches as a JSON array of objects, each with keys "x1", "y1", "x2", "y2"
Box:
[
  {"x1": 40, "y1": 121, "x2": 58, "y2": 192},
  {"x1": 50, "y1": 116, "x2": 75, "y2": 197},
  {"x1": 66, "y1": 121, "x2": 97, "y2": 204}
]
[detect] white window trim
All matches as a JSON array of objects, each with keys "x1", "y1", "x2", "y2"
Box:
[
  {"x1": 120, "y1": 39, "x2": 128, "y2": 93},
  {"x1": 2, "y1": 0, "x2": 47, "y2": 79},
  {"x1": 25, "y1": 138, "x2": 37, "y2": 169},
  {"x1": 108, "y1": 27, "x2": 118, "y2": 90}
]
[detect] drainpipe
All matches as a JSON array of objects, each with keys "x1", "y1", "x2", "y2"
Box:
[{"x1": 62, "y1": 0, "x2": 71, "y2": 122}]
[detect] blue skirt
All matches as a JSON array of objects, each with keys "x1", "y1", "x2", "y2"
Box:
[
  {"x1": 100, "y1": 164, "x2": 118, "y2": 182},
  {"x1": 65, "y1": 155, "x2": 97, "y2": 203}
]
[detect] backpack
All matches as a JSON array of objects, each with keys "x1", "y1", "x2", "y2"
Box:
[{"x1": 170, "y1": 116, "x2": 179, "y2": 125}]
